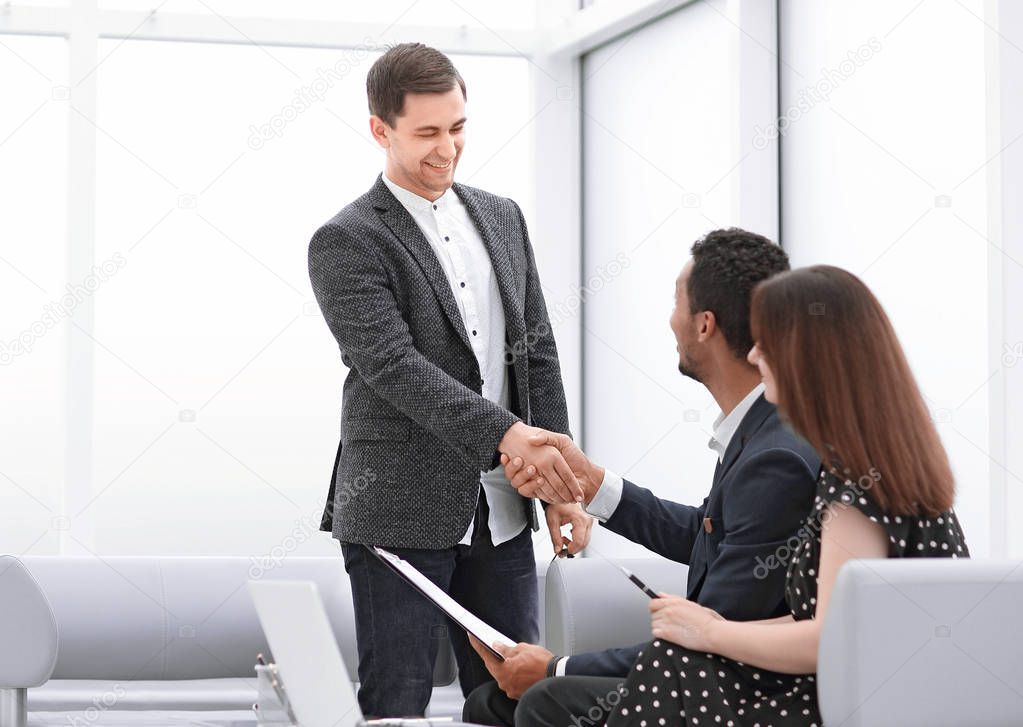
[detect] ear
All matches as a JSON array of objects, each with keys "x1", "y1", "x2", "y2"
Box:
[
  {"x1": 368, "y1": 115, "x2": 390, "y2": 149},
  {"x1": 696, "y1": 311, "x2": 717, "y2": 342}
]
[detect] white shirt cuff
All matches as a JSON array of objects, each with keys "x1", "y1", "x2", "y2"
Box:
[
  {"x1": 584, "y1": 468, "x2": 624, "y2": 522},
  {"x1": 555, "y1": 656, "x2": 569, "y2": 677}
]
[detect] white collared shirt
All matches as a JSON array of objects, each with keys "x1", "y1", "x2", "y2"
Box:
[
  {"x1": 381, "y1": 173, "x2": 526, "y2": 546},
  {"x1": 707, "y1": 383, "x2": 766, "y2": 463}
]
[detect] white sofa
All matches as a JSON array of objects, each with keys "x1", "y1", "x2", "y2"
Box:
[
  {"x1": 0, "y1": 555, "x2": 464, "y2": 726},
  {"x1": 2, "y1": 553, "x2": 1020, "y2": 726}
]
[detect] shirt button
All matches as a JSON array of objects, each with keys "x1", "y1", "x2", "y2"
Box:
[
  {"x1": 460, "y1": 282, "x2": 466, "y2": 288},
  {"x1": 472, "y1": 330, "x2": 477, "y2": 336},
  {"x1": 433, "y1": 204, "x2": 437, "y2": 210},
  {"x1": 444, "y1": 236, "x2": 450, "y2": 242}
]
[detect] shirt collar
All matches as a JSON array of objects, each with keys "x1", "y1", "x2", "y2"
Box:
[
  {"x1": 382, "y1": 172, "x2": 453, "y2": 214},
  {"x1": 707, "y1": 383, "x2": 766, "y2": 462}
]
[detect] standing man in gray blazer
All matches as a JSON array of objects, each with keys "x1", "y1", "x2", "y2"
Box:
[{"x1": 308, "y1": 43, "x2": 585, "y2": 718}]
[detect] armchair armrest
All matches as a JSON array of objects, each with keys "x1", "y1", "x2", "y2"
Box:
[
  {"x1": 0, "y1": 555, "x2": 59, "y2": 689},
  {"x1": 543, "y1": 556, "x2": 688, "y2": 656},
  {"x1": 818, "y1": 558, "x2": 1023, "y2": 727}
]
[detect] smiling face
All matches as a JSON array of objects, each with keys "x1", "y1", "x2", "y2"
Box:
[{"x1": 370, "y1": 84, "x2": 466, "y2": 202}]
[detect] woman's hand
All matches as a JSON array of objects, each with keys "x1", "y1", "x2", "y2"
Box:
[{"x1": 650, "y1": 594, "x2": 725, "y2": 653}]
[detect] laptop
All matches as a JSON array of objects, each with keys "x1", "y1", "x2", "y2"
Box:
[{"x1": 248, "y1": 579, "x2": 477, "y2": 727}]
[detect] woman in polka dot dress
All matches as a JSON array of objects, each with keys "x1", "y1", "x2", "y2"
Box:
[{"x1": 606, "y1": 266, "x2": 969, "y2": 727}]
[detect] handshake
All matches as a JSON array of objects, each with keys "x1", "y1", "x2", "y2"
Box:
[{"x1": 497, "y1": 422, "x2": 605, "y2": 506}]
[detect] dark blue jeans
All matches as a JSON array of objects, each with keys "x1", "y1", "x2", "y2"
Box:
[{"x1": 340, "y1": 494, "x2": 539, "y2": 718}]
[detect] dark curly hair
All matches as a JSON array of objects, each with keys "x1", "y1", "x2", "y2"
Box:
[{"x1": 688, "y1": 228, "x2": 789, "y2": 360}]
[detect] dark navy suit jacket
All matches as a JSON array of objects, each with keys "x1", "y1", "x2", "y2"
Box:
[{"x1": 566, "y1": 394, "x2": 820, "y2": 677}]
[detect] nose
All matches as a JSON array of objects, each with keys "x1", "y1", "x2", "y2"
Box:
[{"x1": 439, "y1": 135, "x2": 457, "y2": 161}]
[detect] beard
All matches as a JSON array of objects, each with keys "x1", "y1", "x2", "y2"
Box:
[{"x1": 678, "y1": 356, "x2": 702, "y2": 383}]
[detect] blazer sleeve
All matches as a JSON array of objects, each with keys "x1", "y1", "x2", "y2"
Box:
[
  {"x1": 601, "y1": 480, "x2": 706, "y2": 564},
  {"x1": 511, "y1": 200, "x2": 571, "y2": 436},
  {"x1": 308, "y1": 222, "x2": 519, "y2": 471},
  {"x1": 696, "y1": 447, "x2": 817, "y2": 620},
  {"x1": 564, "y1": 643, "x2": 645, "y2": 678}
]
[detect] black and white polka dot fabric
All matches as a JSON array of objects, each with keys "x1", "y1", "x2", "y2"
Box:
[{"x1": 605, "y1": 466, "x2": 969, "y2": 726}]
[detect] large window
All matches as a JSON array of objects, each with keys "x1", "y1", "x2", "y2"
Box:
[
  {"x1": 0, "y1": 35, "x2": 68, "y2": 557},
  {"x1": 1, "y1": 20, "x2": 537, "y2": 557},
  {"x1": 581, "y1": 0, "x2": 757, "y2": 556},
  {"x1": 89, "y1": 41, "x2": 533, "y2": 555}
]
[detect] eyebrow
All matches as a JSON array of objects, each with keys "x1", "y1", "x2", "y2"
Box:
[{"x1": 413, "y1": 117, "x2": 467, "y2": 132}]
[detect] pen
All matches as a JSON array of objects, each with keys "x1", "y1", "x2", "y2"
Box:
[{"x1": 615, "y1": 564, "x2": 660, "y2": 600}]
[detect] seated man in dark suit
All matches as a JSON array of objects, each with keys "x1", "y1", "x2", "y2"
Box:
[{"x1": 462, "y1": 228, "x2": 821, "y2": 727}]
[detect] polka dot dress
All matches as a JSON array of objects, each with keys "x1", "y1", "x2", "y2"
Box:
[{"x1": 605, "y1": 466, "x2": 969, "y2": 726}]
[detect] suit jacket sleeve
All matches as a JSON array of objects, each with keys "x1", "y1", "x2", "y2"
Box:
[
  {"x1": 511, "y1": 200, "x2": 570, "y2": 437},
  {"x1": 564, "y1": 643, "x2": 645, "y2": 678},
  {"x1": 601, "y1": 480, "x2": 706, "y2": 563},
  {"x1": 695, "y1": 447, "x2": 817, "y2": 620},
  {"x1": 308, "y1": 222, "x2": 519, "y2": 471}
]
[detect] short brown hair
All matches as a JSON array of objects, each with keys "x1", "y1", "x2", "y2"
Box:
[
  {"x1": 751, "y1": 265, "x2": 955, "y2": 516},
  {"x1": 367, "y1": 43, "x2": 466, "y2": 127}
]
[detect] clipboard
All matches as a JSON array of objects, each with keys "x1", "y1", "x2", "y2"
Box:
[{"x1": 370, "y1": 546, "x2": 517, "y2": 661}]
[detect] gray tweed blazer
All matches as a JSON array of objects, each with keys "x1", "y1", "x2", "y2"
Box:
[{"x1": 308, "y1": 174, "x2": 571, "y2": 549}]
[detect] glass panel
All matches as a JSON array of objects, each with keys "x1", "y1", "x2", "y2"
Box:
[
  {"x1": 0, "y1": 34, "x2": 68, "y2": 556},
  {"x1": 581, "y1": 0, "x2": 735, "y2": 557}
]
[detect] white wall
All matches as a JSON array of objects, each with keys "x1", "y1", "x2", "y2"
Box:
[{"x1": 779, "y1": 0, "x2": 992, "y2": 554}]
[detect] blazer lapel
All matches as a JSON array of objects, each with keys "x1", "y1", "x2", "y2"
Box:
[
  {"x1": 370, "y1": 176, "x2": 472, "y2": 351},
  {"x1": 713, "y1": 394, "x2": 774, "y2": 486},
  {"x1": 453, "y1": 183, "x2": 525, "y2": 331}
]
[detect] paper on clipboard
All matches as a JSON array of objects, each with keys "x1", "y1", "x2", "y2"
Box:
[{"x1": 371, "y1": 546, "x2": 518, "y2": 660}]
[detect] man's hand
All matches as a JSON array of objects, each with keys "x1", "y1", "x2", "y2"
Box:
[
  {"x1": 501, "y1": 430, "x2": 604, "y2": 505},
  {"x1": 468, "y1": 635, "x2": 555, "y2": 700},
  {"x1": 498, "y1": 422, "x2": 583, "y2": 503},
  {"x1": 545, "y1": 502, "x2": 593, "y2": 555}
]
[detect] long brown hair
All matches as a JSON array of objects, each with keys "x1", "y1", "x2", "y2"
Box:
[{"x1": 750, "y1": 265, "x2": 954, "y2": 515}]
